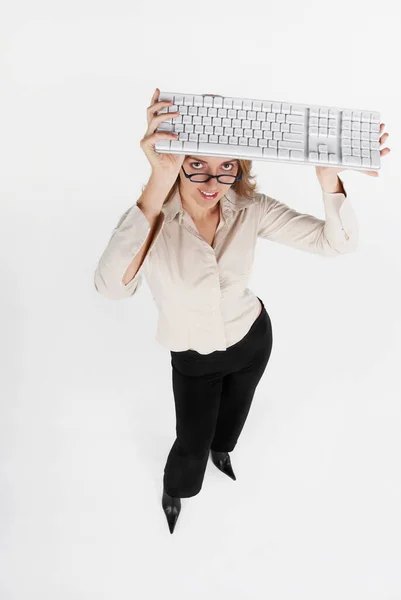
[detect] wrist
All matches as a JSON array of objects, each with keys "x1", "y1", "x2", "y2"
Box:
[{"x1": 318, "y1": 174, "x2": 344, "y2": 194}]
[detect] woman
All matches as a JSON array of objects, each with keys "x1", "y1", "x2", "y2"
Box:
[{"x1": 94, "y1": 87, "x2": 391, "y2": 534}]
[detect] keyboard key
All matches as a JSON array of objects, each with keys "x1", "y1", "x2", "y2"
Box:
[
  {"x1": 183, "y1": 141, "x2": 198, "y2": 151},
  {"x1": 290, "y1": 150, "x2": 304, "y2": 160},
  {"x1": 263, "y1": 148, "x2": 277, "y2": 158},
  {"x1": 370, "y1": 151, "x2": 381, "y2": 168},
  {"x1": 278, "y1": 140, "x2": 304, "y2": 151},
  {"x1": 198, "y1": 142, "x2": 262, "y2": 158},
  {"x1": 343, "y1": 155, "x2": 361, "y2": 166},
  {"x1": 291, "y1": 105, "x2": 307, "y2": 115},
  {"x1": 171, "y1": 140, "x2": 183, "y2": 150},
  {"x1": 286, "y1": 114, "x2": 304, "y2": 124},
  {"x1": 282, "y1": 133, "x2": 304, "y2": 143}
]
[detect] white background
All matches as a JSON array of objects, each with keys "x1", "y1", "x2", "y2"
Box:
[{"x1": 1, "y1": 1, "x2": 400, "y2": 599}]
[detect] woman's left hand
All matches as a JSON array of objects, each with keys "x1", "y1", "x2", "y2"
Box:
[{"x1": 315, "y1": 123, "x2": 391, "y2": 178}]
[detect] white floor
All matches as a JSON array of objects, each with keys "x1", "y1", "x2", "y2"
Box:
[{"x1": 2, "y1": 359, "x2": 400, "y2": 600}]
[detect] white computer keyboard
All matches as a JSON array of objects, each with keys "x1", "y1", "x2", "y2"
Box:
[{"x1": 154, "y1": 91, "x2": 382, "y2": 171}]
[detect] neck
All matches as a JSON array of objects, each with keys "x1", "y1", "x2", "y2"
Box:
[
  {"x1": 177, "y1": 183, "x2": 223, "y2": 221},
  {"x1": 181, "y1": 199, "x2": 220, "y2": 222}
]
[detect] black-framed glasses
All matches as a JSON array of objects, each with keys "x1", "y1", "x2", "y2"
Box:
[{"x1": 181, "y1": 165, "x2": 243, "y2": 185}]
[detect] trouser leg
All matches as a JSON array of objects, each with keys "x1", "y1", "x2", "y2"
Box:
[
  {"x1": 211, "y1": 309, "x2": 273, "y2": 452},
  {"x1": 163, "y1": 366, "x2": 224, "y2": 498},
  {"x1": 210, "y1": 336, "x2": 273, "y2": 452}
]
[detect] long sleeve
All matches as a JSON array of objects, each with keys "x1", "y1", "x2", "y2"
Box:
[
  {"x1": 257, "y1": 182, "x2": 358, "y2": 257},
  {"x1": 94, "y1": 203, "x2": 159, "y2": 300}
]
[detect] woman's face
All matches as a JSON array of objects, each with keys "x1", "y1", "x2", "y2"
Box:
[{"x1": 178, "y1": 155, "x2": 239, "y2": 210}]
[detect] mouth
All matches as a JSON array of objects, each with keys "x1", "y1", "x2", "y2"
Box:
[{"x1": 198, "y1": 189, "x2": 218, "y2": 200}]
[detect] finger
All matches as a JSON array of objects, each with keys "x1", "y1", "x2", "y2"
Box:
[{"x1": 380, "y1": 132, "x2": 389, "y2": 145}]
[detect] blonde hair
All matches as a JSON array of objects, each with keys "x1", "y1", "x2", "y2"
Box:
[{"x1": 141, "y1": 158, "x2": 260, "y2": 205}]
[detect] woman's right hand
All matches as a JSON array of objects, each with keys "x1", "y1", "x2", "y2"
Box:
[{"x1": 140, "y1": 88, "x2": 185, "y2": 179}]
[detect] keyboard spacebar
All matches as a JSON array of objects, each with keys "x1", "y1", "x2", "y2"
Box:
[{"x1": 197, "y1": 142, "x2": 262, "y2": 158}]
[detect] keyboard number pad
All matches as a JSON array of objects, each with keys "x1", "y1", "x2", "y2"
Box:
[{"x1": 340, "y1": 110, "x2": 381, "y2": 168}]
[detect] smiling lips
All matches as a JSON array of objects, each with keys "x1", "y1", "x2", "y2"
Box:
[{"x1": 198, "y1": 189, "x2": 218, "y2": 197}]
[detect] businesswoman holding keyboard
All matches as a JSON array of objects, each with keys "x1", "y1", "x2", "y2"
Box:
[{"x1": 94, "y1": 87, "x2": 390, "y2": 534}]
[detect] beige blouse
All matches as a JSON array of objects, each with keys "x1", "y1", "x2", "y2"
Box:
[{"x1": 94, "y1": 179, "x2": 358, "y2": 355}]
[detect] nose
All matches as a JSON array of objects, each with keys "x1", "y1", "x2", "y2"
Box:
[
  {"x1": 201, "y1": 183, "x2": 219, "y2": 192},
  {"x1": 205, "y1": 175, "x2": 220, "y2": 189}
]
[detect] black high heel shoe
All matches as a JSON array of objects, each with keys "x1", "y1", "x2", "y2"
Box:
[
  {"x1": 162, "y1": 488, "x2": 181, "y2": 534},
  {"x1": 210, "y1": 450, "x2": 236, "y2": 481}
]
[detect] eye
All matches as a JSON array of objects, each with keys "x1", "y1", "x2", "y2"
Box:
[{"x1": 190, "y1": 161, "x2": 233, "y2": 171}]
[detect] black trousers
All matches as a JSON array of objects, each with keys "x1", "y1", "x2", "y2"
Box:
[{"x1": 164, "y1": 297, "x2": 273, "y2": 498}]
